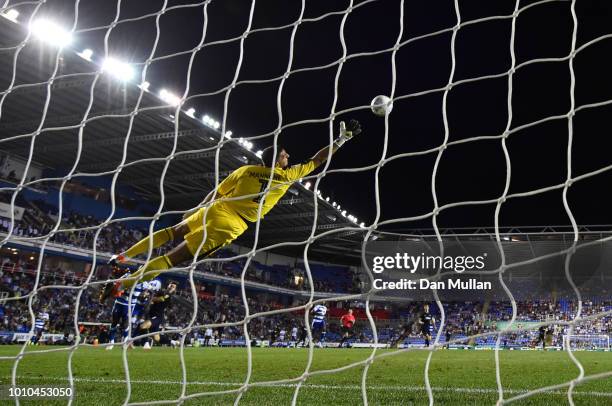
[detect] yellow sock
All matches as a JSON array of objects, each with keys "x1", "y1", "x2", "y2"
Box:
[
  {"x1": 122, "y1": 255, "x2": 173, "y2": 289},
  {"x1": 124, "y1": 227, "x2": 174, "y2": 258}
]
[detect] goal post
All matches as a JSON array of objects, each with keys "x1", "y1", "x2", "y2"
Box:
[{"x1": 563, "y1": 335, "x2": 610, "y2": 351}]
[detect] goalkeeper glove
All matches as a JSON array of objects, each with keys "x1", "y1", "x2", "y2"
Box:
[{"x1": 334, "y1": 119, "x2": 362, "y2": 148}]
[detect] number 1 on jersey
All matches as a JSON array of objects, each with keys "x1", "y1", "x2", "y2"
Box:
[{"x1": 253, "y1": 179, "x2": 267, "y2": 203}]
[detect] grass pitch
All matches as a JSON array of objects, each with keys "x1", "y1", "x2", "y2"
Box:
[{"x1": 0, "y1": 345, "x2": 610, "y2": 405}]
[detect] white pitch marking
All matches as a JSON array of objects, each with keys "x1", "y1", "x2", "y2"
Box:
[{"x1": 5, "y1": 376, "x2": 612, "y2": 398}]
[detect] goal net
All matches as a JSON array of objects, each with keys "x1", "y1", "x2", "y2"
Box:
[
  {"x1": 0, "y1": 0, "x2": 612, "y2": 404},
  {"x1": 563, "y1": 335, "x2": 610, "y2": 351}
]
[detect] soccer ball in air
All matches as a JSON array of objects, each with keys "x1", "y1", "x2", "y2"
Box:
[{"x1": 370, "y1": 95, "x2": 393, "y2": 116}]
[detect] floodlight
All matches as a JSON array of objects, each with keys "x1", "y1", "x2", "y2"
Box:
[
  {"x1": 102, "y1": 57, "x2": 134, "y2": 81},
  {"x1": 2, "y1": 9, "x2": 19, "y2": 22},
  {"x1": 30, "y1": 19, "x2": 73, "y2": 47},
  {"x1": 78, "y1": 48, "x2": 93, "y2": 61},
  {"x1": 159, "y1": 88, "x2": 181, "y2": 106}
]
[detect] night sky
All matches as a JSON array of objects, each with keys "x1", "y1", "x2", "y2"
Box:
[{"x1": 20, "y1": 0, "x2": 612, "y2": 230}]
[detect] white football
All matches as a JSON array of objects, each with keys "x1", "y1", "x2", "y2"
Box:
[{"x1": 370, "y1": 95, "x2": 393, "y2": 116}]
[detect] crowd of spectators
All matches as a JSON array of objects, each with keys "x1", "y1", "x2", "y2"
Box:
[
  {"x1": 197, "y1": 256, "x2": 356, "y2": 294},
  {"x1": 1, "y1": 257, "x2": 609, "y2": 348},
  {"x1": 0, "y1": 199, "x2": 147, "y2": 256},
  {"x1": 0, "y1": 259, "x2": 103, "y2": 336},
  {"x1": 0, "y1": 197, "x2": 357, "y2": 293},
  {"x1": 0, "y1": 258, "x2": 300, "y2": 344},
  {"x1": 0, "y1": 193, "x2": 610, "y2": 347}
]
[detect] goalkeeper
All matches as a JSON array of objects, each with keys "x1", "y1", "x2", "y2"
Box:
[{"x1": 105, "y1": 120, "x2": 362, "y2": 290}]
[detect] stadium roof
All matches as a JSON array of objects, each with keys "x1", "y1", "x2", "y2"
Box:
[{"x1": 0, "y1": 17, "x2": 362, "y2": 263}]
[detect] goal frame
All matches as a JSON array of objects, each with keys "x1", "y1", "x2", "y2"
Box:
[{"x1": 563, "y1": 334, "x2": 610, "y2": 351}]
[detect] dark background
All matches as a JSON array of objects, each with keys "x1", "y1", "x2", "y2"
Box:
[{"x1": 17, "y1": 0, "x2": 612, "y2": 230}]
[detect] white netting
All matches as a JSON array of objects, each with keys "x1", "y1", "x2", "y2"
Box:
[
  {"x1": 563, "y1": 335, "x2": 610, "y2": 351},
  {"x1": 0, "y1": 0, "x2": 611, "y2": 405}
]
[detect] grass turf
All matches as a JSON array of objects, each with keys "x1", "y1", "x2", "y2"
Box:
[{"x1": 0, "y1": 345, "x2": 610, "y2": 405}]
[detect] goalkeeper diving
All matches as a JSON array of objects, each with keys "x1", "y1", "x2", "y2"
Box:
[{"x1": 101, "y1": 119, "x2": 362, "y2": 292}]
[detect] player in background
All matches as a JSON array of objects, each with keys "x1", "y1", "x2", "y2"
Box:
[
  {"x1": 30, "y1": 307, "x2": 49, "y2": 345},
  {"x1": 105, "y1": 120, "x2": 362, "y2": 290},
  {"x1": 204, "y1": 327, "x2": 213, "y2": 346},
  {"x1": 418, "y1": 304, "x2": 436, "y2": 347},
  {"x1": 216, "y1": 314, "x2": 226, "y2": 340},
  {"x1": 391, "y1": 312, "x2": 418, "y2": 348},
  {"x1": 139, "y1": 280, "x2": 176, "y2": 349},
  {"x1": 291, "y1": 325, "x2": 298, "y2": 342},
  {"x1": 338, "y1": 308, "x2": 356, "y2": 348},
  {"x1": 99, "y1": 265, "x2": 126, "y2": 310},
  {"x1": 445, "y1": 327, "x2": 452, "y2": 349},
  {"x1": 392, "y1": 323, "x2": 409, "y2": 349},
  {"x1": 270, "y1": 326, "x2": 278, "y2": 345},
  {"x1": 311, "y1": 303, "x2": 327, "y2": 348},
  {"x1": 533, "y1": 325, "x2": 547, "y2": 349},
  {"x1": 296, "y1": 324, "x2": 308, "y2": 348},
  {"x1": 551, "y1": 325, "x2": 561, "y2": 347},
  {"x1": 279, "y1": 327, "x2": 286, "y2": 344},
  {"x1": 104, "y1": 272, "x2": 155, "y2": 350}
]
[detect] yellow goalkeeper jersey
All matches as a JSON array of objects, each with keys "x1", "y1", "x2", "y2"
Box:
[{"x1": 216, "y1": 161, "x2": 316, "y2": 222}]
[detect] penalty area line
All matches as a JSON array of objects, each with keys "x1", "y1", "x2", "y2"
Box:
[{"x1": 4, "y1": 376, "x2": 612, "y2": 398}]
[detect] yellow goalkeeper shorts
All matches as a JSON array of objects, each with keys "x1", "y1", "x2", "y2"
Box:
[{"x1": 184, "y1": 202, "x2": 248, "y2": 257}]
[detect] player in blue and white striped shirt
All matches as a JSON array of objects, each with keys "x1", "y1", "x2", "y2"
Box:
[
  {"x1": 311, "y1": 304, "x2": 327, "y2": 348},
  {"x1": 30, "y1": 309, "x2": 49, "y2": 345},
  {"x1": 106, "y1": 273, "x2": 158, "y2": 350}
]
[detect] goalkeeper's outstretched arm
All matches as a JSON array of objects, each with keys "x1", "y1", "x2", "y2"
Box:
[
  {"x1": 182, "y1": 119, "x2": 361, "y2": 219},
  {"x1": 311, "y1": 119, "x2": 362, "y2": 168}
]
